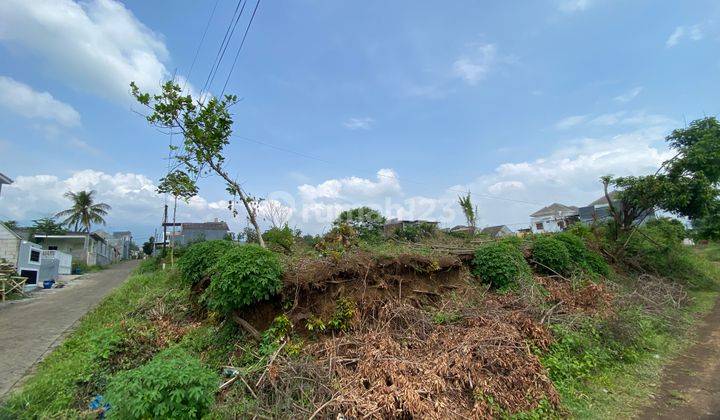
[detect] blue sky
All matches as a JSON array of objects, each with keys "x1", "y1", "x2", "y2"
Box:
[{"x1": 0, "y1": 0, "x2": 718, "y2": 241}]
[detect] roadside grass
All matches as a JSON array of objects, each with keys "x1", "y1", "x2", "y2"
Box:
[
  {"x1": 0, "y1": 268, "x2": 181, "y2": 419},
  {"x1": 543, "y1": 248, "x2": 720, "y2": 419}
]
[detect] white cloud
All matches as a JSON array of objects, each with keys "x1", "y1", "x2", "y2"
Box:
[
  {"x1": 298, "y1": 168, "x2": 401, "y2": 202},
  {"x1": 0, "y1": 170, "x2": 241, "y2": 234},
  {"x1": 555, "y1": 115, "x2": 588, "y2": 130},
  {"x1": 614, "y1": 86, "x2": 643, "y2": 103},
  {"x1": 343, "y1": 117, "x2": 374, "y2": 130},
  {"x1": 666, "y1": 24, "x2": 702, "y2": 48},
  {"x1": 0, "y1": 76, "x2": 80, "y2": 126},
  {"x1": 488, "y1": 181, "x2": 525, "y2": 194},
  {"x1": 558, "y1": 0, "x2": 592, "y2": 13},
  {"x1": 452, "y1": 43, "x2": 499, "y2": 85},
  {"x1": 0, "y1": 0, "x2": 190, "y2": 102}
]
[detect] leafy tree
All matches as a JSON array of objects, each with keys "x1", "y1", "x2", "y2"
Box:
[
  {"x1": 602, "y1": 117, "x2": 720, "y2": 235},
  {"x1": 333, "y1": 207, "x2": 386, "y2": 241},
  {"x1": 692, "y1": 202, "x2": 720, "y2": 241},
  {"x1": 2, "y1": 220, "x2": 18, "y2": 230},
  {"x1": 262, "y1": 225, "x2": 295, "y2": 252},
  {"x1": 131, "y1": 81, "x2": 266, "y2": 247},
  {"x1": 142, "y1": 237, "x2": 155, "y2": 256},
  {"x1": 158, "y1": 170, "x2": 199, "y2": 265},
  {"x1": 458, "y1": 192, "x2": 478, "y2": 233},
  {"x1": 55, "y1": 190, "x2": 111, "y2": 232},
  {"x1": 28, "y1": 218, "x2": 66, "y2": 243}
]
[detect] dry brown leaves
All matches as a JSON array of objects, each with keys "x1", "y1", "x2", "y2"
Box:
[
  {"x1": 306, "y1": 302, "x2": 558, "y2": 419},
  {"x1": 536, "y1": 276, "x2": 614, "y2": 317}
]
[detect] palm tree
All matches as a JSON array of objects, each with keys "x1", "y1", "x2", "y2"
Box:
[{"x1": 55, "y1": 190, "x2": 111, "y2": 233}]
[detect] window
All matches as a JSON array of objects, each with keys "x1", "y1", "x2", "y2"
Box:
[
  {"x1": 30, "y1": 249, "x2": 41, "y2": 263},
  {"x1": 48, "y1": 246, "x2": 58, "y2": 251},
  {"x1": 535, "y1": 222, "x2": 544, "y2": 230}
]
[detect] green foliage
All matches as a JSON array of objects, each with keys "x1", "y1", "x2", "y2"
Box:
[
  {"x1": 532, "y1": 236, "x2": 572, "y2": 275},
  {"x1": 457, "y1": 192, "x2": 478, "y2": 231},
  {"x1": 432, "y1": 310, "x2": 461, "y2": 325},
  {"x1": 262, "y1": 225, "x2": 295, "y2": 253},
  {"x1": 327, "y1": 298, "x2": 356, "y2": 332},
  {"x1": 316, "y1": 223, "x2": 359, "y2": 257},
  {"x1": 54, "y1": 190, "x2": 111, "y2": 232},
  {"x1": 333, "y1": 206, "x2": 386, "y2": 241},
  {"x1": 30, "y1": 217, "x2": 67, "y2": 235},
  {"x1": 106, "y1": 347, "x2": 218, "y2": 420},
  {"x1": 602, "y1": 117, "x2": 720, "y2": 233},
  {"x1": 554, "y1": 232, "x2": 610, "y2": 276},
  {"x1": 176, "y1": 240, "x2": 234, "y2": 286},
  {"x1": 157, "y1": 170, "x2": 198, "y2": 201},
  {"x1": 645, "y1": 218, "x2": 687, "y2": 243},
  {"x1": 142, "y1": 236, "x2": 155, "y2": 256},
  {"x1": 305, "y1": 315, "x2": 326, "y2": 333},
  {"x1": 135, "y1": 257, "x2": 161, "y2": 275},
  {"x1": 472, "y1": 241, "x2": 530, "y2": 290},
  {"x1": 241, "y1": 226, "x2": 259, "y2": 244},
  {"x1": 692, "y1": 205, "x2": 720, "y2": 241},
  {"x1": 393, "y1": 221, "x2": 437, "y2": 242},
  {"x1": 203, "y1": 244, "x2": 283, "y2": 315}
]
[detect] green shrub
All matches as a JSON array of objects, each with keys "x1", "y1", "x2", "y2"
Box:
[
  {"x1": 532, "y1": 236, "x2": 572, "y2": 275},
  {"x1": 106, "y1": 347, "x2": 218, "y2": 419},
  {"x1": 135, "y1": 257, "x2": 160, "y2": 274},
  {"x1": 554, "y1": 232, "x2": 610, "y2": 276},
  {"x1": 176, "y1": 240, "x2": 234, "y2": 286},
  {"x1": 393, "y1": 222, "x2": 437, "y2": 242},
  {"x1": 203, "y1": 244, "x2": 283, "y2": 315},
  {"x1": 262, "y1": 225, "x2": 295, "y2": 252},
  {"x1": 472, "y1": 242, "x2": 530, "y2": 290}
]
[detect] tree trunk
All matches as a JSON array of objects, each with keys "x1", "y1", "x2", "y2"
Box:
[
  {"x1": 171, "y1": 196, "x2": 177, "y2": 266},
  {"x1": 208, "y1": 161, "x2": 266, "y2": 248}
]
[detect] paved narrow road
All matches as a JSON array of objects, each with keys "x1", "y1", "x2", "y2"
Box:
[
  {"x1": 0, "y1": 260, "x2": 137, "y2": 399},
  {"x1": 639, "y1": 292, "x2": 720, "y2": 419}
]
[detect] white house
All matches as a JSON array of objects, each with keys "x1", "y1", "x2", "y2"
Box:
[{"x1": 530, "y1": 203, "x2": 579, "y2": 234}]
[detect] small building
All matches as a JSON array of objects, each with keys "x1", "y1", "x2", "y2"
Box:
[
  {"x1": 384, "y1": 219, "x2": 439, "y2": 237},
  {"x1": 0, "y1": 172, "x2": 12, "y2": 197},
  {"x1": 0, "y1": 222, "x2": 65, "y2": 288},
  {"x1": 530, "y1": 203, "x2": 579, "y2": 234},
  {"x1": 480, "y1": 225, "x2": 513, "y2": 239},
  {"x1": 34, "y1": 232, "x2": 114, "y2": 266},
  {"x1": 445, "y1": 225, "x2": 476, "y2": 235},
  {"x1": 111, "y1": 231, "x2": 133, "y2": 260},
  {"x1": 162, "y1": 220, "x2": 230, "y2": 247}
]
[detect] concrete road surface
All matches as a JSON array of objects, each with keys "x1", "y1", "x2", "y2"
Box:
[{"x1": 0, "y1": 260, "x2": 137, "y2": 399}]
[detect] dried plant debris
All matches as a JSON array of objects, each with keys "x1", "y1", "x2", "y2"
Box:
[{"x1": 305, "y1": 302, "x2": 558, "y2": 419}]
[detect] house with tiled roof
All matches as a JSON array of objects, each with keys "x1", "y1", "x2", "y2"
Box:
[{"x1": 529, "y1": 203, "x2": 579, "y2": 234}]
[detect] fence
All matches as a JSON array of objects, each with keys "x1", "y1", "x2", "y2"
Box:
[{"x1": 41, "y1": 250, "x2": 73, "y2": 275}]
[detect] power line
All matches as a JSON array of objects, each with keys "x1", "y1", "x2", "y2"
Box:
[
  {"x1": 184, "y1": 0, "x2": 221, "y2": 91},
  {"x1": 201, "y1": 0, "x2": 247, "y2": 95},
  {"x1": 231, "y1": 134, "x2": 543, "y2": 207},
  {"x1": 221, "y1": 0, "x2": 262, "y2": 96}
]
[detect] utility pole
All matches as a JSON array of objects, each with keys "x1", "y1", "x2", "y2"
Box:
[{"x1": 162, "y1": 204, "x2": 168, "y2": 251}]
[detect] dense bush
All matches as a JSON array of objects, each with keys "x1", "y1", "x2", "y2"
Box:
[
  {"x1": 472, "y1": 242, "x2": 530, "y2": 289},
  {"x1": 262, "y1": 225, "x2": 295, "y2": 252},
  {"x1": 333, "y1": 206, "x2": 386, "y2": 242},
  {"x1": 532, "y1": 236, "x2": 572, "y2": 275},
  {"x1": 106, "y1": 347, "x2": 217, "y2": 419},
  {"x1": 554, "y1": 232, "x2": 610, "y2": 276},
  {"x1": 203, "y1": 244, "x2": 283, "y2": 314},
  {"x1": 393, "y1": 222, "x2": 436, "y2": 242},
  {"x1": 176, "y1": 240, "x2": 234, "y2": 286}
]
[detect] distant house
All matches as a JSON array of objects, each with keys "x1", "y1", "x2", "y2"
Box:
[
  {"x1": 530, "y1": 203, "x2": 579, "y2": 234},
  {"x1": 446, "y1": 225, "x2": 475, "y2": 235},
  {"x1": 0, "y1": 222, "x2": 65, "y2": 288},
  {"x1": 0, "y1": 172, "x2": 12, "y2": 197},
  {"x1": 110, "y1": 231, "x2": 133, "y2": 260},
  {"x1": 578, "y1": 192, "x2": 655, "y2": 225},
  {"x1": 34, "y1": 232, "x2": 115, "y2": 267},
  {"x1": 384, "y1": 219, "x2": 439, "y2": 237},
  {"x1": 480, "y1": 225, "x2": 513, "y2": 239},
  {"x1": 162, "y1": 220, "x2": 230, "y2": 247}
]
